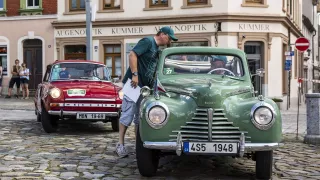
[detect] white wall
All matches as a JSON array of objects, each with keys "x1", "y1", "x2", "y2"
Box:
[
  {"x1": 268, "y1": 37, "x2": 283, "y2": 97},
  {"x1": 217, "y1": 36, "x2": 237, "y2": 49},
  {"x1": 227, "y1": 0, "x2": 283, "y2": 15},
  {"x1": 57, "y1": 0, "x2": 287, "y2": 21}
]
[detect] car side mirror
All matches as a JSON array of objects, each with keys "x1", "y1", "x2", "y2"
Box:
[{"x1": 251, "y1": 68, "x2": 265, "y2": 77}]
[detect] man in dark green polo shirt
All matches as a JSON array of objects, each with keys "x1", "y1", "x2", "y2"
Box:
[{"x1": 115, "y1": 26, "x2": 178, "y2": 158}]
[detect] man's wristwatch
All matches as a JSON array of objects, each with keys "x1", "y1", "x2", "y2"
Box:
[{"x1": 132, "y1": 72, "x2": 138, "y2": 76}]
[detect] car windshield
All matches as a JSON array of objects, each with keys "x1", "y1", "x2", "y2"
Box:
[
  {"x1": 50, "y1": 63, "x2": 111, "y2": 81},
  {"x1": 163, "y1": 54, "x2": 244, "y2": 77}
]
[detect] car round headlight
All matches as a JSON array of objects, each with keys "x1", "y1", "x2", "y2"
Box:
[
  {"x1": 254, "y1": 107, "x2": 273, "y2": 125},
  {"x1": 251, "y1": 102, "x2": 276, "y2": 130},
  {"x1": 145, "y1": 102, "x2": 170, "y2": 129},
  {"x1": 149, "y1": 107, "x2": 166, "y2": 124},
  {"x1": 49, "y1": 88, "x2": 61, "y2": 99}
]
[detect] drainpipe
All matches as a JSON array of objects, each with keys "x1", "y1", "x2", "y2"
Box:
[{"x1": 312, "y1": 0, "x2": 319, "y2": 92}]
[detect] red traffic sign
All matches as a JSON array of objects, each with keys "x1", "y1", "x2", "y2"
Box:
[{"x1": 295, "y1": 37, "x2": 310, "y2": 52}]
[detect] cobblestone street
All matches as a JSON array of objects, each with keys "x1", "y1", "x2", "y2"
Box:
[{"x1": 0, "y1": 100, "x2": 319, "y2": 179}]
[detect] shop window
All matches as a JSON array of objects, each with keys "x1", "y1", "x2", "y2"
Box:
[
  {"x1": 245, "y1": 0, "x2": 263, "y2": 4},
  {"x1": 0, "y1": 47, "x2": 8, "y2": 76},
  {"x1": 242, "y1": 0, "x2": 268, "y2": 7},
  {"x1": 70, "y1": 0, "x2": 85, "y2": 11},
  {"x1": 187, "y1": 0, "x2": 208, "y2": 6},
  {"x1": 0, "y1": 0, "x2": 3, "y2": 10},
  {"x1": 149, "y1": 0, "x2": 168, "y2": 7},
  {"x1": 27, "y1": 0, "x2": 39, "y2": 9},
  {"x1": 104, "y1": 45, "x2": 121, "y2": 78},
  {"x1": 64, "y1": 45, "x2": 86, "y2": 60},
  {"x1": 103, "y1": 0, "x2": 120, "y2": 9},
  {"x1": 187, "y1": 0, "x2": 208, "y2": 5},
  {"x1": 182, "y1": 0, "x2": 211, "y2": 8}
]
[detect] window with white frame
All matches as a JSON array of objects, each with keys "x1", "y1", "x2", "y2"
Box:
[
  {"x1": 27, "y1": 0, "x2": 40, "y2": 9},
  {"x1": 0, "y1": 0, "x2": 4, "y2": 10},
  {"x1": 0, "y1": 46, "x2": 8, "y2": 76}
]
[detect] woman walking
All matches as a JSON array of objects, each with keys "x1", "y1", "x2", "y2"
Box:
[
  {"x1": 0, "y1": 62, "x2": 3, "y2": 97},
  {"x1": 19, "y1": 63, "x2": 30, "y2": 99}
]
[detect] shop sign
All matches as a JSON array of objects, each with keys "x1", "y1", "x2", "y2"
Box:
[{"x1": 55, "y1": 23, "x2": 219, "y2": 38}]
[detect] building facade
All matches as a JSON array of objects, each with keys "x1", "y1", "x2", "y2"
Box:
[
  {"x1": 53, "y1": 0, "x2": 303, "y2": 103},
  {"x1": 0, "y1": 0, "x2": 57, "y2": 93},
  {"x1": 301, "y1": 0, "x2": 319, "y2": 96}
]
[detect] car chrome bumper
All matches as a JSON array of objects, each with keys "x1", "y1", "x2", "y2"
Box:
[
  {"x1": 48, "y1": 110, "x2": 119, "y2": 117},
  {"x1": 143, "y1": 132, "x2": 283, "y2": 157}
]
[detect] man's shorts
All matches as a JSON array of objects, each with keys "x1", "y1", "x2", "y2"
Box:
[
  {"x1": 9, "y1": 77, "x2": 20, "y2": 88},
  {"x1": 119, "y1": 95, "x2": 143, "y2": 127}
]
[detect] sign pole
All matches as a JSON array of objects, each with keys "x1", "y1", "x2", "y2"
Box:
[
  {"x1": 86, "y1": 0, "x2": 92, "y2": 60},
  {"x1": 296, "y1": 78, "x2": 302, "y2": 140}
]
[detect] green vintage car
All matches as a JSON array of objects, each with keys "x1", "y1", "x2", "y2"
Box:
[{"x1": 136, "y1": 47, "x2": 282, "y2": 180}]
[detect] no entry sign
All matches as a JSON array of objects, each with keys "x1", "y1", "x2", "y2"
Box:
[{"x1": 295, "y1": 37, "x2": 310, "y2": 52}]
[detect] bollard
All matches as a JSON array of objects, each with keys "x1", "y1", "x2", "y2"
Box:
[{"x1": 304, "y1": 93, "x2": 320, "y2": 145}]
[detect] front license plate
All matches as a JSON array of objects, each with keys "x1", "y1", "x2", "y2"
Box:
[
  {"x1": 183, "y1": 142, "x2": 238, "y2": 154},
  {"x1": 76, "y1": 113, "x2": 105, "y2": 120}
]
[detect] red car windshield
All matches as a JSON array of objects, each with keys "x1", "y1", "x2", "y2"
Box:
[{"x1": 50, "y1": 63, "x2": 111, "y2": 81}]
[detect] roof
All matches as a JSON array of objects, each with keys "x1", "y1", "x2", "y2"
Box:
[
  {"x1": 52, "y1": 60, "x2": 105, "y2": 65},
  {"x1": 161, "y1": 46, "x2": 246, "y2": 57}
]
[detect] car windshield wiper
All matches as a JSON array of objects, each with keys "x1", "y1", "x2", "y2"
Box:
[{"x1": 223, "y1": 75, "x2": 244, "y2": 81}]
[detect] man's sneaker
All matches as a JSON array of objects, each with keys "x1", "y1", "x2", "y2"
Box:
[
  {"x1": 5, "y1": 95, "x2": 11, "y2": 99},
  {"x1": 15, "y1": 95, "x2": 19, "y2": 99},
  {"x1": 115, "y1": 143, "x2": 128, "y2": 158}
]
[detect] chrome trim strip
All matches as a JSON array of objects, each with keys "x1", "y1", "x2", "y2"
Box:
[
  {"x1": 65, "y1": 98, "x2": 116, "y2": 101},
  {"x1": 63, "y1": 103, "x2": 117, "y2": 107},
  {"x1": 244, "y1": 143, "x2": 283, "y2": 152},
  {"x1": 239, "y1": 133, "x2": 245, "y2": 157},
  {"x1": 143, "y1": 142, "x2": 177, "y2": 150},
  {"x1": 143, "y1": 141, "x2": 282, "y2": 152},
  {"x1": 207, "y1": 108, "x2": 213, "y2": 141},
  {"x1": 48, "y1": 111, "x2": 118, "y2": 117}
]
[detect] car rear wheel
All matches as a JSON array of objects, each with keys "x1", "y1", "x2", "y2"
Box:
[
  {"x1": 41, "y1": 105, "x2": 58, "y2": 133},
  {"x1": 255, "y1": 150, "x2": 273, "y2": 180},
  {"x1": 136, "y1": 126, "x2": 159, "y2": 177}
]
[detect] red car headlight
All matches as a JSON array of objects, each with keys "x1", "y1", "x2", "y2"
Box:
[
  {"x1": 118, "y1": 89, "x2": 124, "y2": 100},
  {"x1": 49, "y1": 88, "x2": 61, "y2": 99}
]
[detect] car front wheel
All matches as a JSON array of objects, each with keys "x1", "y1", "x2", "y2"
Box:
[
  {"x1": 41, "y1": 105, "x2": 58, "y2": 133},
  {"x1": 255, "y1": 150, "x2": 273, "y2": 180},
  {"x1": 136, "y1": 127, "x2": 159, "y2": 177},
  {"x1": 111, "y1": 111, "x2": 120, "y2": 131},
  {"x1": 111, "y1": 118, "x2": 119, "y2": 132}
]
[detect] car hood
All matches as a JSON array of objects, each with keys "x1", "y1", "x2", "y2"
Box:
[
  {"x1": 160, "y1": 76, "x2": 252, "y2": 107},
  {"x1": 50, "y1": 81, "x2": 117, "y2": 99}
]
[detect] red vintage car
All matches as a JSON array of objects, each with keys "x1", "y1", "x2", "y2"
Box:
[{"x1": 34, "y1": 60, "x2": 123, "y2": 133}]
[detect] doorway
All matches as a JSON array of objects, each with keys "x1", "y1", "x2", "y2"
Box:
[
  {"x1": 23, "y1": 39, "x2": 43, "y2": 90},
  {"x1": 244, "y1": 42, "x2": 264, "y2": 95}
]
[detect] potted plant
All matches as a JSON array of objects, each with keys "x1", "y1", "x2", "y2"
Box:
[{"x1": 272, "y1": 98, "x2": 283, "y2": 110}]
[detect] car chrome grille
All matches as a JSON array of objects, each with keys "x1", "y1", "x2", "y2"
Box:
[{"x1": 169, "y1": 108, "x2": 251, "y2": 143}]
